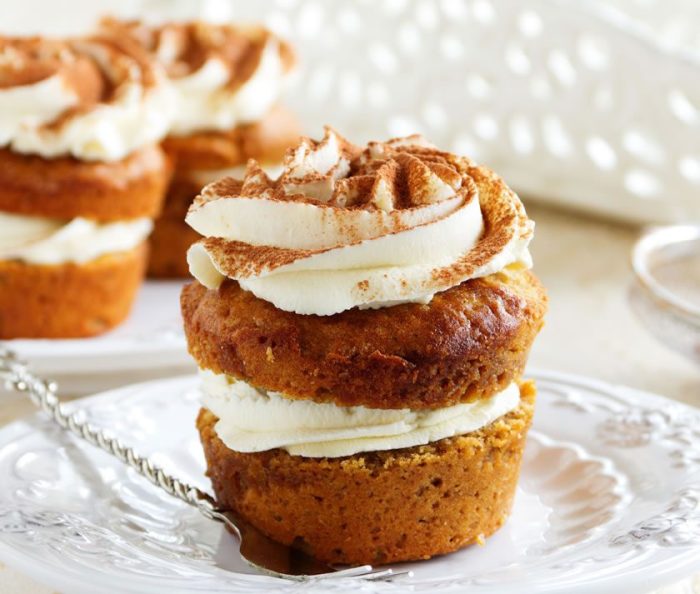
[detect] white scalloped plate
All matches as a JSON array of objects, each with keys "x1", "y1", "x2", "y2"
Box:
[
  {"x1": 3, "y1": 281, "x2": 194, "y2": 392},
  {"x1": 0, "y1": 370, "x2": 699, "y2": 594}
]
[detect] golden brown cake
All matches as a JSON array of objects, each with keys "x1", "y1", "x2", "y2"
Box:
[
  {"x1": 102, "y1": 18, "x2": 300, "y2": 278},
  {"x1": 0, "y1": 145, "x2": 170, "y2": 221},
  {"x1": 0, "y1": 244, "x2": 147, "y2": 338},
  {"x1": 182, "y1": 129, "x2": 547, "y2": 565},
  {"x1": 0, "y1": 34, "x2": 172, "y2": 338},
  {"x1": 182, "y1": 267, "x2": 546, "y2": 409},
  {"x1": 161, "y1": 105, "x2": 301, "y2": 172},
  {"x1": 147, "y1": 174, "x2": 204, "y2": 279}
]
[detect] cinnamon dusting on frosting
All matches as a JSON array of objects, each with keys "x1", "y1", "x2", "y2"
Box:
[
  {"x1": 0, "y1": 37, "x2": 102, "y2": 99},
  {"x1": 186, "y1": 128, "x2": 534, "y2": 315},
  {"x1": 201, "y1": 236, "x2": 314, "y2": 279},
  {"x1": 0, "y1": 31, "x2": 173, "y2": 161},
  {"x1": 0, "y1": 34, "x2": 161, "y2": 131},
  {"x1": 197, "y1": 128, "x2": 473, "y2": 212},
  {"x1": 101, "y1": 18, "x2": 295, "y2": 94}
]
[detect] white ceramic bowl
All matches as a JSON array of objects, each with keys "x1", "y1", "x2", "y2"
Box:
[{"x1": 631, "y1": 225, "x2": 700, "y2": 364}]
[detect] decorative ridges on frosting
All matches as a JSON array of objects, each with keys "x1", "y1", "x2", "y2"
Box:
[
  {"x1": 0, "y1": 34, "x2": 163, "y2": 131},
  {"x1": 0, "y1": 31, "x2": 175, "y2": 161},
  {"x1": 101, "y1": 18, "x2": 295, "y2": 92},
  {"x1": 197, "y1": 126, "x2": 475, "y2": 212},
  {"x1": 98, "y1": 18, "x2": 295, "y2": 137},
  {"x1": 185, "y1": 128, "x2": 534, "y2": 315},
  {"x1": 0, "y1": 18, "x2": 293, "y2": 159},
  {"x1": 0, "y1": 37, "x2": 101, "y2": 98}
]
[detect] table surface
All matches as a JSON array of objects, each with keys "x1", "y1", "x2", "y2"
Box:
[{"x1": 1, "y1": 203, "x2": 699, "y2": 594}]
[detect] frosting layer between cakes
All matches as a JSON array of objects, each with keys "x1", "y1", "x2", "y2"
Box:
[
  {"x1": 186, "y1": 128, "x2": 533, "y2": 315},
  {"x1": 0, "y1": 211, "x2": 152, "y2": 264},
  {"x1": 199, "y1": 369, "x2": 520, "y2": 457}
]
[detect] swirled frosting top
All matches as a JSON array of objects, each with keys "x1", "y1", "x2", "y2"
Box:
[
  {"x1": 187, "y1": 128, "x2": 534, "y2": 315},
  {"x1": 101, "y1": 18, "x2": 295, "y2": 135},
  {"x1": 0, "y1": 34, "x2": 173, "y2": 161}
]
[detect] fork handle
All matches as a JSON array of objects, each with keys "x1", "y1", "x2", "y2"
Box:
[{"x1": 0, "y1": 347, "x2": 220, "y2": 523}]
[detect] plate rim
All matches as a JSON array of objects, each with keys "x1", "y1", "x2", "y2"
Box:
[{"x1": 3, "y1": 280, "x2": 190, "y2": 373}]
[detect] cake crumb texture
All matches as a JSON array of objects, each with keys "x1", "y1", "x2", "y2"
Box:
[
  {"x1": 161, "y1": 105, "x2": 300, "y2": 171},
  {"x1": 182, "y1": 266, "x2": 546, "y2": 409},
  {"x1": 147, "y1": 174, "x2": 203, "y2": 278},
  {"x1": 0, "y1": 243, "x2": 147, "y2": 338},
  {"x1": 0, "y1": 146, "x2": 170, "y2": 221}
]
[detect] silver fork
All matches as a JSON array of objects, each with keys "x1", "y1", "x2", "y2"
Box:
[{"x1": 0, "y1": 347, "x2": 409, "y2": 582}]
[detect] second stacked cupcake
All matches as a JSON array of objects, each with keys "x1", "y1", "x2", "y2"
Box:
[{"x1": 0, "y1": 35, "x2": 172, "y2": 338}]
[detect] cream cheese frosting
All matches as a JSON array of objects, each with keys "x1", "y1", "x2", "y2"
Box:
[
  {"x1": 186, "y1": 128, "x2": 534, "y2": 315},
  {"x1": 199, "y1": 369, "x2": 521, "y2": 458},
  {"x1": 0, "y1": 36, "x2": 173, "y2": 161},
  {"x1": 0, "y1": 211, "x2": 152, "y2": 265},
  {"x1": 101, "y1": 20, "x2": 295, "y2": 136},
  {"x1": 168, "y1": 36, "x2": 288, "y2": 135},
  {"x1": 0, "y1": 75, "x2": 77, "y2": 144}
]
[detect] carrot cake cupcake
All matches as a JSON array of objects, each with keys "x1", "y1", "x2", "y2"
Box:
[
  {"x1": 102, "y1": 18, "x2": 300, "y2": 278},
  {"x1": 182, "y1": 129, "x2": 547, "y2": 565},
  {"x1": 0, "y1": 34, "x2": 173, "y2": 338}
]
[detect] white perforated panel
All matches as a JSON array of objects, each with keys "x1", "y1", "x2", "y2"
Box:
[
  {"x1": 226, "y1": 0, "x2": 700, "y2": 224},
  {"x1": 5, "y1": 0, "x2": 700, "y2": 223}
]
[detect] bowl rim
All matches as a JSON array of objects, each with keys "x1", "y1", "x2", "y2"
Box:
[{"x1": 631, "y1": 224, "x2": 700, "y2": 321}]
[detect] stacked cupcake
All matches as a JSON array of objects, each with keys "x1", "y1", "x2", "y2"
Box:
[
  {"x1": 103, "y1": 18, "x2": 300, "y2": 278},
  {"x1": 182, "y1": 129, "x2": 547, "y2": 564},
  {"x1": 0, "y1": 35, "x2": 172, "y2": 338}
]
